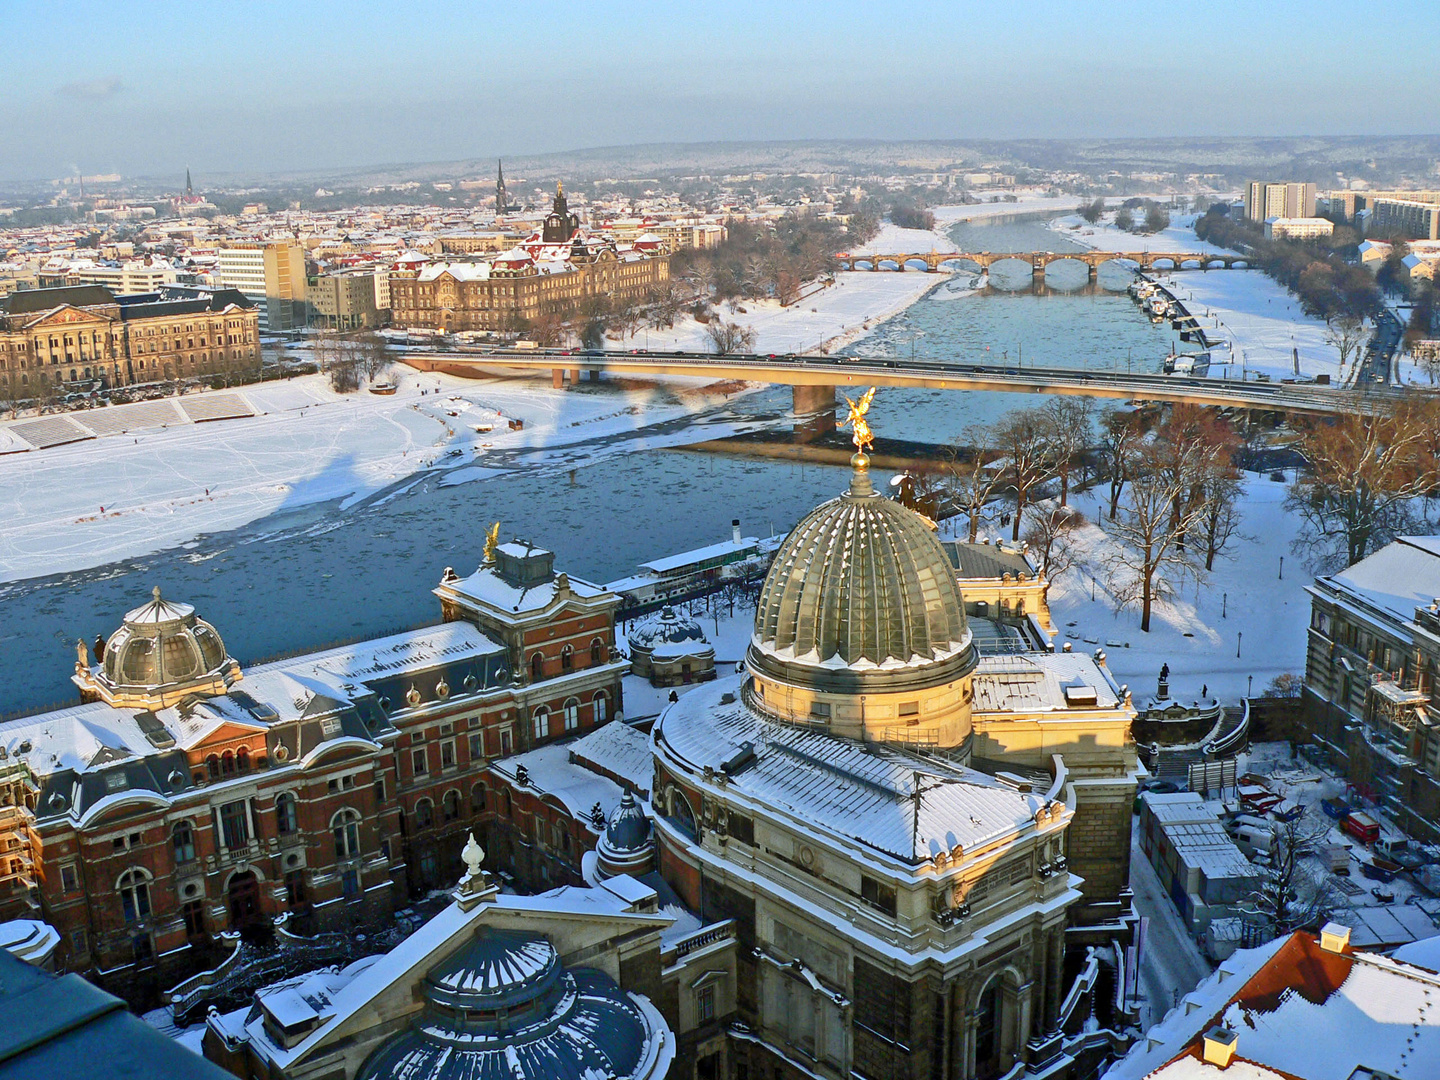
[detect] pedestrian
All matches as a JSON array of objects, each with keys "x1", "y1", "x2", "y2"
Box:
[{"x1": 1201, "y1": 684, "x2": 1208, "y2": 699}]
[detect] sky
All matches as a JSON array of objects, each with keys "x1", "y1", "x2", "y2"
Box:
[{"x1": 4, "y1": 0, "x2": 1439, "y2": 182}]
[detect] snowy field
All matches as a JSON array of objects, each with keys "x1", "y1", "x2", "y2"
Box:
[
  {"x1": 1051, "y1": 211, "x2": 1342, "y2": 383},
  {"x1": 0, "y1": 370, "x2": 761, "y2": 585},
  {"x1": 1022, "y1": 475, "x2": 1311, "y2": 704}
]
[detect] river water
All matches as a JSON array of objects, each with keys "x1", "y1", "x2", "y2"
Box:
[{"x1": 0, "y1": 214, "x2": 1174, "y2": 714}]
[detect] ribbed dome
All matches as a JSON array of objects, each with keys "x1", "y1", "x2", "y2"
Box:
[
  {"x1": 627, "y1": 607, "x2": 709, "y2": 656},
  {"x1": 749, "y1": 464, "x2": 972, "y2": 688},
  {"x1": 605, "y1": 791, "x2": 651, "y2": 852},
  {"x1": 84, "y1": 586, "x2": 239, "y2": 709}
]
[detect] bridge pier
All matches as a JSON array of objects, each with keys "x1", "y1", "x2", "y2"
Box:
[
  {"x1": 1088, "y1": 264, "x2": 1099, "y2": 283},
  {"x1": 792, "y1": 384, "x2": 837, "y2": 443},
  {"x1": 552, "y1": 368, "x2": 564, "y2": 389}
]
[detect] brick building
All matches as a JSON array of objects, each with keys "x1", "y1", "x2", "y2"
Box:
[{"x1": 0, "y1": 537, "x2": 623, "y2": 1003}]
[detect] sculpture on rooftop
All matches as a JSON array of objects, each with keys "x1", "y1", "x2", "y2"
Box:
[
  {"x1": 840, "y1": 386, "x2": 877, "y2": 455},
  {"x1": 482, "y1": 521, "x2": 500, "y2": 565}
]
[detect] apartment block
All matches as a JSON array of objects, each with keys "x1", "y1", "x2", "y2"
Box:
[{"x1": 216, "y1": 241, "x2": 307, "y2": 331}]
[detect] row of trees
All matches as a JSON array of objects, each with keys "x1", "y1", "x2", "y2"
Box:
[
  {"x1": 312, "y1": 332, "x2": 392, "y2": 392},
  {"x1": 1194, "y1": 206, "x2": 1380, "y2": 322},
  {"x1": 939, "y1": 400, "x2": 1247, "y2": 632}
]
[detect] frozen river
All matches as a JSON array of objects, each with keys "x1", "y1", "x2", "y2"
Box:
[{"x1": 1, "y1": 215, "x2": 1174, "y2": 714}]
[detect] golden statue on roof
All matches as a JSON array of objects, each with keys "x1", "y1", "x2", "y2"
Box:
[
  {"x1": 483, "y1": 521, "x2": 501, "y2": 564},
  {"x1": 840, "y1": 386, "x2": 878, "y2": 454}
]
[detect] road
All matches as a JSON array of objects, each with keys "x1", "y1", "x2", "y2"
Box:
[
  {"x1": 1128, "y1": 828, "x2": 1214, "y2": 1028},
  {"x1": 408, "y1": 345, "x2": 1421, "y2": 416}
]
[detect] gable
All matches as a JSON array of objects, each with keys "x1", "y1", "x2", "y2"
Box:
[{"x1": 24, "y1": 305, "x2": 115, "y2": 330}]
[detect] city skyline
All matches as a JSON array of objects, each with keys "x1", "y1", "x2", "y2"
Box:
[{"x1": 5, "y1": 0, "x2": 1440, "y2": 181}]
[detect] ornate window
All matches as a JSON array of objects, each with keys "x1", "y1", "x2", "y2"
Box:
[
  {"x1": 532, "y1": 707, "x2": 550, "y2": 741},
  {"x1": 471, "y1": 783, "x2": 486, "y2": 812},
  {"x1": 276, "y1": 793, "x2": 298, "y2": 835},
  {"x1": 118, "y1": 869, "x2": 152, "y2": 924},
  {"x1": 332, "y1": 809, "x2": 362, "y2": 859},
  {"x1": 593, "y1": 690, "x2": 609, "y2": 724},
  {"x1": 531, "y1": 652, "x2": 545, "y2": 682},
  {"x1": 561, "y1": 645, "x2": 574, "y2": 672},
  {"x1": 171, "y1": 821, "x2": 195, "y2": 864},
  {"x1": 443, "y1": 790, "x2": 461, "y2": 822},
  {"x1": 415, "y1": 799, "x2": 434, "y2": 829},
  {"x1": 591, "y1": 638, "x2": 604, "y2": 666},
  {"x1": 563, "y1": 697, "x2": 580, "y2": 731}
]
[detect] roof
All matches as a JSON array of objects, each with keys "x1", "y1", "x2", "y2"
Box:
[
  {"x1": 971, "y1": 652, "x2": 1121, "y2": 713},
  {"x1": 0, "y1": 285, "x2": 115, "y2": 315},
  {"x1": 638, "y1": 537, "x2": 757, "y2": 576},
  {"x1": 943, "y1": 541, "x2": 1036, "y2": 580},
  {"x1": 437, "y1": 563, "x2": 611, "y2": 617},
  {"x1": 1321, "y1": 536, "x2": 1440, "y2": 623},
  {"x1": 0, "y1": 948, "x2": 226, "y2": 1080},
  {"x1": 656, "y1": 675, "x2": 1051, "y2": 865},
  {"x1": 569, "y1": 720, "x2": 654, "y2": 796},
  {"x1": 490, "y1": 738, "x2": 629, "y2": 826},
  {"x1": 1107, "y1": 931, "x2": 1440, "y2": 1080}
]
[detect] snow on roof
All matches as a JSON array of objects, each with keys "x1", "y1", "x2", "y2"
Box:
[
  {"x1": 416, "y1": 261, "x2": 490, "y2": 282},
  {"x1": 569, "y1": 720, "x2": 654, "y2": 796},
  {"x1": 639, "y1": 537, "x2": 758, "y2": 576},
  {"x1": 440, "y1": 564, "x2": 610, "y2": 616},
  {"x1": 971, "y1": 652, "x2": 1121, "y2": 713},
  {"x1": 1323, "y1": 536, "x2": 1440, "y2": 623},
  {"x1": 656, "y1": 675, "x2": 1049, "y2": 865},
  {"x1": 490, "y1": 739, "x2": 628, "y2": 826},
  {"x1": 1108, "y1": 931, "x2": 1440, "y2": 1080}
]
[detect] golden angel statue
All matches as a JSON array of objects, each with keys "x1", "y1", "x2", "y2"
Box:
[
  {"x1": 482, "y1": 521, "x2": 501, "y2": 564},
  {"x1": 840, "y1": 386, "x2": 878, "y2": 453}
]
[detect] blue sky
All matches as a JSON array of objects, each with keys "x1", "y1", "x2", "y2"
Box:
[{"x1": 4, "y1": 0, "x2": 1438, "y2": 181}]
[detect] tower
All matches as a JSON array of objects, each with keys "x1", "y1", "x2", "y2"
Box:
[
  {"x1": 185, "y1": 167, "x2": 193, "y2": 196},
  {"x1": 495, "y1": 159, "x2": 508, "y2": 216},
  {"x1": 542, "y1": 181, "x2": 579, "y2": 244}
]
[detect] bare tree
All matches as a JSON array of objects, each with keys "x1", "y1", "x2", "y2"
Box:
[
  {"x1": 1099, "y1": 408, "x2": 1143, "y2": 521},
  {"x1": 1286, "y1": 400, "x2": 1440, "y2": 570},
  {"x1": 1023, "y1": 503, "x2": 1084, "y2": 581},
  {"x1": 992, "y1": 409, "x2": 1054, "y2": 542},
  {"x1": 1042, "y1": 397, "x2": 1093, "y2": 507},
  {"x1": 1241, "y1": 814, "x2": 1340, "y2": 938},
  {"x1": 944, "y1": 426, "x2": 1007, "y2": 543},
  {"x1": 1104, "y1": 439, "x2": 1214, "y2": 632},
  {"x1": 1199, "y1": 471, "x2": 1245, "y2": 571},
  {"x1": 706, "y1": 320, "x2": 757, "y2": 356},
  {"x1": 1324, "y1": 315, "x2": 1370, "y2": 373}
]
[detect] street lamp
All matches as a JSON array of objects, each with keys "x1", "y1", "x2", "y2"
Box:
[{"x1": 1236, "y1": 631, "x2": 1242, "y2": 658}]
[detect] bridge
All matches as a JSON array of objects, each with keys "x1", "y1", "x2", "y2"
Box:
[
  {"x1": 835, "y1": 250, "x2": 1250, "y2": 280},
  {"x1": 405, "y1": 347, "x2": 1406, "y2": 420}
]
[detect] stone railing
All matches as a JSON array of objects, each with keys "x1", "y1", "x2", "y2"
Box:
[
  {"x1": 662, "y1": 920, "x2": 736, "y2": 966},
  {"x1": 166, "y1": 924, "x2": 351, "y2": 1026}
]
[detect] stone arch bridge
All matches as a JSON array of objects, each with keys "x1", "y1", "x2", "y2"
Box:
[{"x1": 836, "y1": 251, "x2": 1249, "y2": 280}]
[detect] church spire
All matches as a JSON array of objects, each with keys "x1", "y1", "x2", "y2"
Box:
[{"x1": 185, "y1": 167, "x2": 192, "y2": 195}]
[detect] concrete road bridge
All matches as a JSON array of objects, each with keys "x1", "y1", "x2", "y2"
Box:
[
  {"x1": 836, "y1": 250, "x2": 1250, "y2": 280},
  {"x1": 406, "y1": 346, "x2": 1407, "y2": 420}
]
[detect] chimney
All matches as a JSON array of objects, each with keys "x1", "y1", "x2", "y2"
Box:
[
  {"x1": 1320, "y1": 921, "x2": 1352, "y2": 954},
  {"x1": 732, "y1": 518, "x2": 742, "y2": 544},
  {"x1": 1202, "y1": 1027, "x2": 1237, "y2": 1069}
]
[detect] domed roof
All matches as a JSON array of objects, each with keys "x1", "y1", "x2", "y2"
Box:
[
  {"x1": 84, "y1": 586, "x2": 238, "y2": 709},
  {"x1": 748, "y1": 463, "x2": 973, "y2": 690},
  {"x1": 358, "y1": 928, "x2": 662, "y2": 1080},
  {"x1": 605, "y1": 791, "x2": 651, "y2": 852},
  {"x1": 627, "y1": 606, "x2": 710, "y2": 656}
]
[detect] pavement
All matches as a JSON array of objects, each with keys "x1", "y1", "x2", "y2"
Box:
[{"x1": 1128, "y1": 826, "x2": 1214, "y2": 1028}]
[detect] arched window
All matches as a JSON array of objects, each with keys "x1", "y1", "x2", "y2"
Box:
[
  {"x1": 415, "y1": 799, "x2": 434, "y2": 829},
  {"x1": 590, "y1": 638, "x2": 604, "y2": 666},
  {"x1": 471, "y1": 783, "x2": 486, "y2": 813},
  {"x1": 563, "y1": 697, "x2": 580, "y2": 731},
  {"x1": 500, "y1": 788, "x2": 512, "y2": 817},
  {"x1": 118, "y1": 869, "x2": 151, "y2": 924},
  {"x1": 172, "y1": 822, "x2": 195, "y2": 864},
  {"x1": 668, "y1": 787, "x2": 697, "y2": 840},
  {"x1": 443, "y1": 790, "x2": 461, "y2": 822},
  {"x1": 593, "y1": 690, "x2": 608, "y2": 725},
  {"x1": 532, "y1": 707, "x2": 549, "y2": 741},
  {"x1": 236, "y1": 746, "x2": 250, "y2": 773},
  {"x1": 332, "y1": 809, "x2": 361, "y2": 859},
  {"x1": 221, "y1": 750, "x2": 234, "y2": 776},
  {"x1": 206, "y1": 754, "x2": 220, "y2": 780},
  {"x1": 531, "y1": 652, "x2": 545, "y2": 683},
  {"x1": 561, "y1": 645, "x2": 574, "y2": 672},
  {"x1": 275, "y1": 793, "x2": 298, "y2": 835}
]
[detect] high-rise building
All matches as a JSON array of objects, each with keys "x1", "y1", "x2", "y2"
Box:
[
  {"x1": 216, "y1": 241, "x2": 307, "y2": 331},
  {"x1": 1372, "y1": 198, "x2": 1440, "y2": 241},
  {"x1": 1244, "y1": 181, "x2": 1316, "y2": 222}
]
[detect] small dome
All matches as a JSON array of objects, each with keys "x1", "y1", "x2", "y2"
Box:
[
  {"x1": 627, "y1": 607, "x2": 710, "y2": 657},
  {"x1": 605, "y1": 791, "x2": 651, "y2": 852},
  {"x1": 358, "y1": 929, "x2": 662, "y2": 1080},
  {"x1": 749, "y1": 463, "x2": 973, "y2": 691},
  {"x1": 85, "y1": 586, "x2": 238, "y2": 709}
]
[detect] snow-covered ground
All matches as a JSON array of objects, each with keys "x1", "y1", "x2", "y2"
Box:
[
  {"x1": 0, "y1": 370, "x2": 760, "y2": 584},
  {"x1": 1051, "y1": 211, "x2": 1342, "y2": 383},
  {"x1": 1027, "y1": 474, "x2": 1312, "y2": 704}
]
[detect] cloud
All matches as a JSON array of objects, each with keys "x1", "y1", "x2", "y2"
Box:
[{"x1": 55, "y1": 76, "x2": 122, "y2": 101}]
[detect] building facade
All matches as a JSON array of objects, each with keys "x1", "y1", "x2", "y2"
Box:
[
  {"x1": 217, "y1": 242, "x2": 307, "y2": 331},
  {"x1": 1263, "y1": 217, "x2": 1335, "y2": 241},
  {"x1": 0, "y1": 284, "x2": 259, "y2": 397},
  {"x1": 305, "y1": 270, "x2": 381, "y2": 330},
  {"x1": 1298, "y1": 537, "x2": 1440, "y2": 843},
  {"x1": 1372, "y1": 198, "x2": 1440, "y2": 241},
  {"x1": 0, "y1": 540, "x2": 624, "y2": 1003},
  {"x1": 1244, "y1": 182, "x2": 1316, "y2": 223}
]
